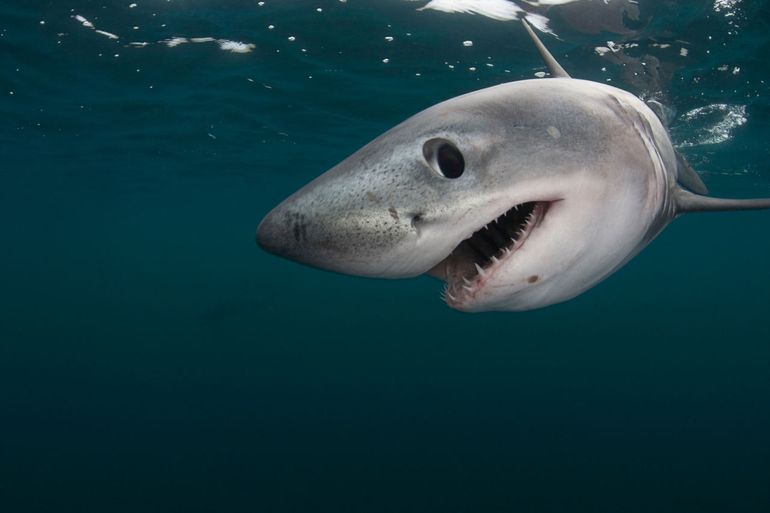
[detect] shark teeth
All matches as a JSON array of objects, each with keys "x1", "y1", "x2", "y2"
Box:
[
  {"x1": 441, "y1": 201, "x2": 550, "y2": 306},
  {"x1": 463, "y1": 201, "x2": 540, "y2": 274}
]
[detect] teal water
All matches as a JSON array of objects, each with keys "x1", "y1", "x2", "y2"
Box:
[{"x1": 2, "y1": 1, "x2": 770, "y2": 511}]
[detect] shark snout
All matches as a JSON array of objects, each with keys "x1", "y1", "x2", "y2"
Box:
[
  {"x1": 256, "y1": 203, "x2": 307, "y2": 260},
  {"x1": 255, "y1": 208, "x2": 281, "y2": 255},
  {"x1": 257, "y1": 189, "x2": 441, "y2": 278},
  {"x1": 256, "y1": 143, "x2": 461, "y2": 278}
]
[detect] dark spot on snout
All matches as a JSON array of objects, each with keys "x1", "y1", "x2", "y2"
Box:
[
  {"x1": 388, "y1": 207, "x2": 399, "y2": 221},
  {"x1": 290, "y1": 212, "x2": 307, "y2": 242},
  {"x1": 528, "y1": 275, "x2": 539, "y2": 283},
  {"x1": 367, "y1": 191, "x2": 382, "y2": 203}
]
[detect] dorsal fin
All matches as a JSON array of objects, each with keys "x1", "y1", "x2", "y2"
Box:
[
  {"x1": 676, "y1": 188, "x2": 770, "y2": 214},
  {"x1": 675, "y1": 151, "x2": 709, "y2": 195},
  {"x1": 521, "y1": 19, "x2": 570, "y2": 78}
]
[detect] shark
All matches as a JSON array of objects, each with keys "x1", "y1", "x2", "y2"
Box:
[{"x1": 257, "y1": 20, "x2": 770, "y2": 312}]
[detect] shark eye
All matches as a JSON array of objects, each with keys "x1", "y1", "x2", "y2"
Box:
[{"x1": 423, "y1": 138, "x2": 465, "y2": 179}]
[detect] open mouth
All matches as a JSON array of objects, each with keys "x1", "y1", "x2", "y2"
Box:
[{"x1": 432, "y1": 201, "x2": 551, "y2": 307}]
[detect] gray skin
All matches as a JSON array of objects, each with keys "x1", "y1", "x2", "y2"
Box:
[{"x1": 257, "y1": 22, "x2": 770, "y2": 312}]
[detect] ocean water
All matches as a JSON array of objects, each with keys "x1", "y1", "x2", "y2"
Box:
[{"x1": 2, "y1": 1, "x2": 770, "y2": 511}]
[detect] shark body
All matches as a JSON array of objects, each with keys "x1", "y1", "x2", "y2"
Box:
[{"x1": 257, "y1": 21, "x2": 770, "y2": 312}]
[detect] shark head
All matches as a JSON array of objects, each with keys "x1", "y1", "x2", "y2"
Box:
[
  {"x1": 258, "y1": 21, "x2": 770, "y2": 312},
  {"x1": 258, "y1": 77, "x2": 675, "y2": 311}
]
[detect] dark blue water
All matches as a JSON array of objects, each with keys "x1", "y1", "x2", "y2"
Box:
[{"x1": 2, "y1": 1, "x2": 770, "y2": 511}]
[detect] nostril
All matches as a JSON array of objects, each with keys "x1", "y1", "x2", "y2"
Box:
[{"x1": 410, "y1": 213, "x2": 425, "y2": 236}]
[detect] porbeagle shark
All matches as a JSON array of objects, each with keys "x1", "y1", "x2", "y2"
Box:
[{"x1": 257, "y1": 21, "x2": 770, "y2": 312}]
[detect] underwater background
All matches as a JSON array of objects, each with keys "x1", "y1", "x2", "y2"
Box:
[{"x1": 2, "y1": 1, "x2": 770, "y2": 511}]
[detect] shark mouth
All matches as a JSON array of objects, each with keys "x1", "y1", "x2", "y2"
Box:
[{"x1": 433, "y1": 201, "x2": 550, "y2": 307}]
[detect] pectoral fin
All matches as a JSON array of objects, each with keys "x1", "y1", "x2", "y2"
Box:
[{"x1": 675, "y1": 188, "x2": 770, "y2": 213}]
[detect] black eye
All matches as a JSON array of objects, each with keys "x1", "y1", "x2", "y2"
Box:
[{"x1": 423, "y1": 138, "x2": 465, "y2": 179}]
